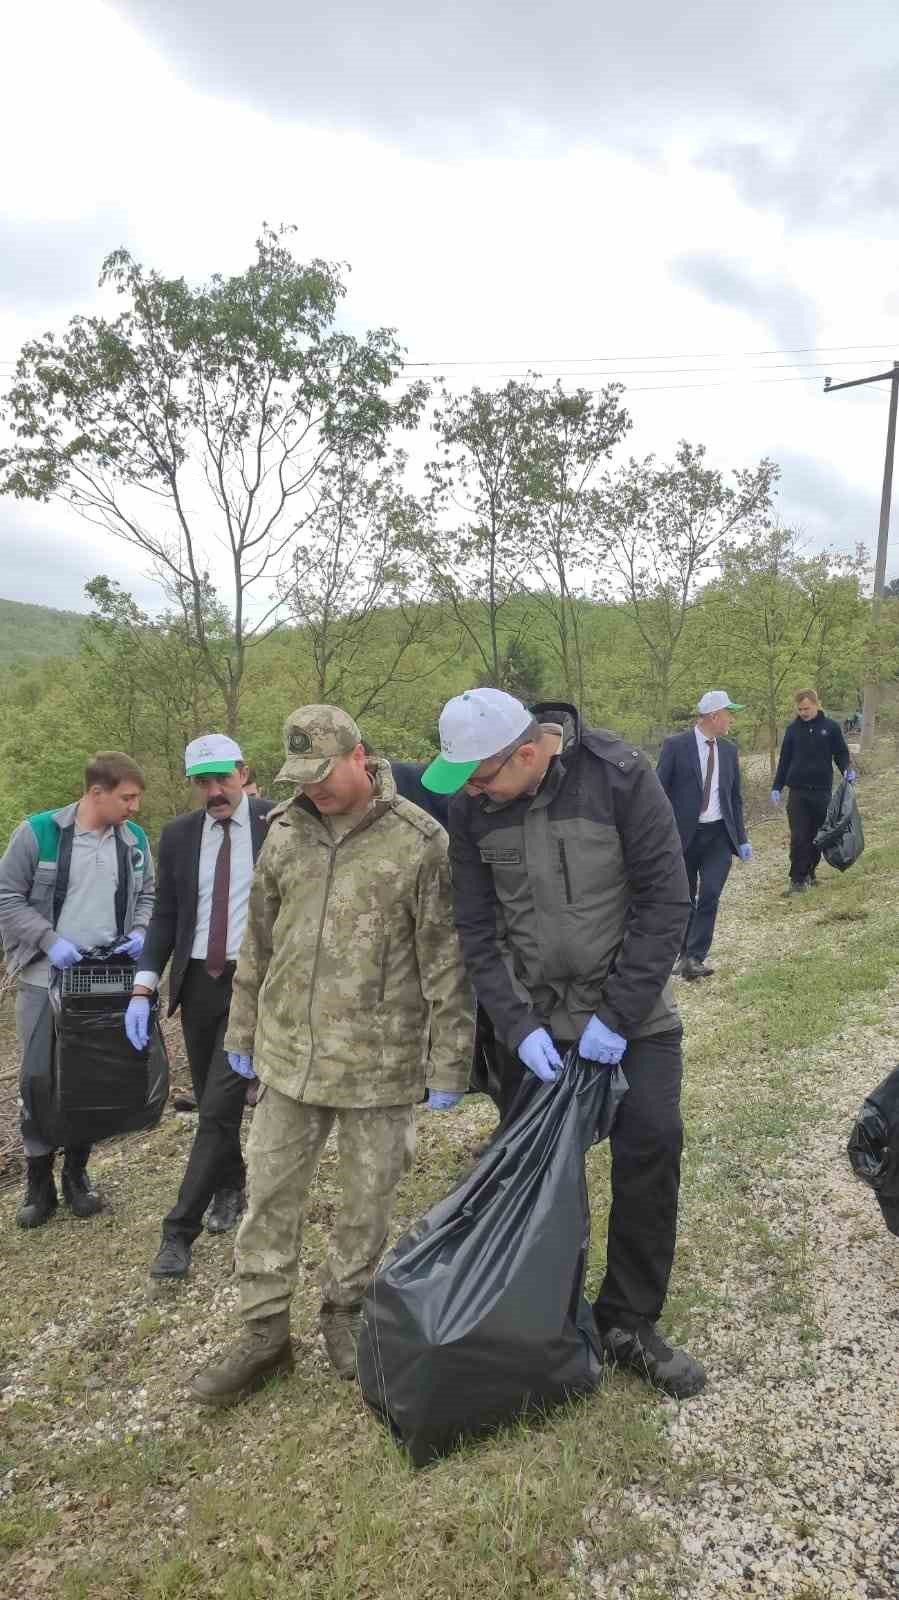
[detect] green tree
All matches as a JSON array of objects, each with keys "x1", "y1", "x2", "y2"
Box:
[
  {"x1": 0, "y1": 226, "x2": 426, "y2": 734},
  {"x1": 592, "y1": 441, "x2": 778, "y2": 734},
  {"x1": 698, "y1": 529, "x2": 868, "y2": 773}
]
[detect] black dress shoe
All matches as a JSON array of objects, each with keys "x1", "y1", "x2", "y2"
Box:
[
  {"x1": 206, "y1": 1188, "x2": 246, "y2": 1235},
  {"x1": 149, "y1": 1236, "x2": 191, "y2": 1280},
  {"x1": 679, "y1": 956, "x2": 714, "y2": 981}
]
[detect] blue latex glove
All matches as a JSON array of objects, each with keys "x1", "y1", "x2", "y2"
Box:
[
  {"x1": 114, "y1": 929, "x2": 146, "y2": 960},
  {"x1": 845, "y1": 768, "x2": 857, "y2": 783},
  {"x1": 124, "y1": 996, "x2": 150, "y2": 1051},
  {"x1": 579, "y1": 1014, "x2": 627, "y2": 1065},
  {"x1": 739, "y1": 842, "x2": 753, "y2": 862},
  {"x1": 227, "y1": 1051, "x2": 255, "y2": 1079},
  {"x1": 517, "y1": 1027, "x2": 563, "y2": 1082},
  {"x1": 48, "y1": 937, "x2": 82, "y2": 969},
  {"x1": 426, "y1": 1090, "x2": 464, "y2": 1111},
  {"x1": 770, "y1": 789, "x2": 781, "y2": 806}
]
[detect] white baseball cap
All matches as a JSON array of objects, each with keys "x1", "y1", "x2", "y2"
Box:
[
  {"x1": 697, "y1": 690, "x2": 746, "y2": 714},
  {"x1": 184, "y1": 733, "x2": 244, "y2": 777},
  {"x1": 422, "y1": 689, "x2": 534, "y2": 794}
]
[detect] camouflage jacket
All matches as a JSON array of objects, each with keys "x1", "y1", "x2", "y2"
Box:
[{"x1": 225, "y1": 760, "x2": 474, "y2": 1107}]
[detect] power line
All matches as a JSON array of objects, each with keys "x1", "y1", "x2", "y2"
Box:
[{"x1": 401, "y1": 341, "x2": 899, "y2": 369}]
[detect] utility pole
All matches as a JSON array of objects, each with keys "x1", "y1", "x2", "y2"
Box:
[{"x1": 824, "y1": 361, "x2": 899, "y2": 752}]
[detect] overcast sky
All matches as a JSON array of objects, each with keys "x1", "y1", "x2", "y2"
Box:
[{"x1": 2, "y1": 0, "x2": 898, "y2": 613}]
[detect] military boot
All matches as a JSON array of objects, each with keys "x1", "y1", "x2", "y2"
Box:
[
  {"x1": 16, "y1": 1154, "x2": 58, "y2": 1229},
  {"x1": 190, "y1": 1313, "x2": 294, "y2": 1407},
  {"x1": 319, "y1": 1301, "x2": 363, "y2": 1380},
  {"x1": 61, "y1": 1147, "x2": 104, "y2": 1218}
]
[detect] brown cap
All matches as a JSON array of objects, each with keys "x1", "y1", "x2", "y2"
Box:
[{"x1": 274, "y1": 704, "x2": 363, "y2": 785}]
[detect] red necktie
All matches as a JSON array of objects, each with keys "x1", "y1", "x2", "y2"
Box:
[
  {"x1": 206, "y1": 818, "x2": 232, "y2": 978},
  {"x1": 701, "y1": 740, "x2": 715, "y2": 813}
]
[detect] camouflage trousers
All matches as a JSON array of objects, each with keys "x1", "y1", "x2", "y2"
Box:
[{"x1": 235, "y1": 1083, "x2": 416, "y2": 1322}]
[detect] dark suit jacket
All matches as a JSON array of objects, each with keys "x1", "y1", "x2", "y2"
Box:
[
  {"x1": 141, "y1": 797, "x2": 274, "y2": 1015},
  {"x1": 656, "y1": 730, "x2": 747, "y2": 856},
  {"x1": 389, "y1": 761, "x2": 450, "y2": 829}
]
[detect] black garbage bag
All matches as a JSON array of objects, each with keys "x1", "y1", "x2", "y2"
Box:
[
  {"x1": 814, "y1": 777, "x2": 864, "y2": 871},
  {"x1": 847, "y1": 1064, "x2": 899, "y2": 1237},
  {"x1": 357, "y1": 1052, "x2": 627, "y2": 1466},
  {"x1": 42, "y1": 945, "x2": 169, "y2": 1148}
]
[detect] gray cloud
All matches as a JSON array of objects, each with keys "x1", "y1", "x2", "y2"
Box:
[
  {"x1": 0, "y1": 214, "x2": 131, "y2": 312},
  {"x1": 0, "y1": 503, "x2": 166, "y2": 613},
  {"x1": 110, "y1": 0, "x2": 899, "y2": 182},
  {"x1": 669, "y1": 254, "x2": 818, "y2": 350},
  {"x1": 773, "y1": 449, "x2": 882, "y2": 565}
]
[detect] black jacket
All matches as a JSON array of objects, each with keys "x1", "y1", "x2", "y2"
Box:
[
  {"x1": 390, "y1": 762, "x2": 450, "y2": 829},
  {"x1": 655, "y1": 729, "x2": 748, "y2": 855},
  {"x1": 773, "y1": 713, "x2": 851, "y2": 793},
  {"x1": 141, "y1": 797, "x2": 274, "y2": 1014},
  {"x1": 448, "y1": 702, "x2": 690, "y2": 1051}
]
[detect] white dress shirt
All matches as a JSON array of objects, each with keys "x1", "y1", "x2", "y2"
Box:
[
  {"x1": 695, "y1": 724, "x2": 722, "y2": 823},
  {"x1": 135, "y1": 795, "x2": 254, "y2": 988}
]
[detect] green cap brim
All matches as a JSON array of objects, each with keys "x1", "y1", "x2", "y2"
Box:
[
  {"x1": 186, "y1": 760, "x2": 240, "y2": 776},
  {"x1": 725, "y1": 702, "x2": 746, "y2": 711},
  {"x1": 421, "y1": 755, "x2": 480, "y2": 795}
]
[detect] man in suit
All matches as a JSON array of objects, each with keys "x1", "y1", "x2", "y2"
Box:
[
  {"x1": 656, "y1": 691, "x2": 752, "y2": 981},
  {"x1": 123, "y1": 734, "x2": 273, "y2": 1283}
]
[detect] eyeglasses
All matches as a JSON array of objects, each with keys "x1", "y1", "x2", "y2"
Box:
[{"x1": 466, "y1": 745, "x2": 521, "y2": 791}]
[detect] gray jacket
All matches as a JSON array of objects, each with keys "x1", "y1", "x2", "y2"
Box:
[{"x1": 0, "y1": 801, "x2": 156, "y2": 979}]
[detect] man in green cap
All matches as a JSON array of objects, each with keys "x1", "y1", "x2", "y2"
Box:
[
  {"x1": 190, "y1": 706, "x2": 473, "y2": 1402},
  {"x1": 656, "y1": 690, "x2": 752, "y2": 980}
]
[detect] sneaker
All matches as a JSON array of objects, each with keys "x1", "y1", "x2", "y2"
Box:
[
  {"x1": 190, "y1": 1313, "x2": 294, "y2": 1407},
  {"x1": 319, "y1": 1301, "x2": 363, "y2": 1380},
  {"x1": 597, "y1": 1320, "x2": 707, "y2": 1399},
  {"x1": 205, "y1": 1188, "x2": 246, "y2": 1235},
  {"x1": 783, "y1": 881, "x2": 807, "y2": 897},
  {"x1": 149, "y1": 1236, "x2": 192, "y2": 1282}
]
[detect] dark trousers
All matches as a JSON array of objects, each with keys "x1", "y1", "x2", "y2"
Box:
[
  {"x1": 682, "y1": 820, "x2": 733, "y2": 962},
  {"x1": 496, "y1": 1028, "x2": 684, "y2": 1327},
  {"x1": 163, "y1": 962, "x2": 247, "y2": 1245},
  {"x1": 787, "y1": 788, "x2": 830, "y2": 884}
]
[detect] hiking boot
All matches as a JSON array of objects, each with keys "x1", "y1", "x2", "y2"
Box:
[
  {"x1": 319, "y1": 1301, "x2": 363, "y2": 1380},
  {"x1": 783, "y1": 880, "x2": 807, "y2": 897},
  {"x1": 597, "y1": 1320, "x2": 707, "y2": 1399},
  {"x1": 205, "y1": 1188, "x2": 246, "y2": 1235},
  {"x1": 680, "y1": 956, "x2": 714, "y2": 981},
  {"x1": 190, "y1": 1313, "x2": 294, "y2": 1407},
  {"x1": 16, "y1": 1154, "x2": 58, "y2": 1230},
  {"x1": 149, "y1": 1235, "x2": 192, "y2": 1282},
  {"x1": 61, "y1": 1148, "x2": 104, "y2": 1218}
]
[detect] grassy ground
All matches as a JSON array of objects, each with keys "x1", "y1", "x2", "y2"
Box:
[{"x1": 2, "y1": 766, "x2": 898, "y2": 1600}]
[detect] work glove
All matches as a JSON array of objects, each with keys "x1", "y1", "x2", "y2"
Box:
[
  {"x1": 48, "y1": 937, "x2": 83, "y2": 969},
  {"x1": 114, "y1": 929, "x2": 146, "y2": 960},
  {"x1": 227, "y1": 1051, "x2": 255, "y2": 1079},
  {"x1": 124, "y1": 996, "x2": 151, "y2": 1051},
  {"x1": 845, "y1": 768, "x2": 857, "y2": 783},
  {"x1": 426, "y1": 1090, "x2": 464, "y2": 1111},
  {"x1": 770, "y1": 789, "x2": 781, "y2": 806},
  {"x1": 517, "y1": 1027, "x2": 563, "y2": 1082},
  {"x1": 739, "y1": 842, "x2": 753, "y2": 862},
  {"x1": 578, "y1": 1014, "x2": 627, "y2": 1065}
]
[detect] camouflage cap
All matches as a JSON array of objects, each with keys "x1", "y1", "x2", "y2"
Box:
[{"x1": 274, "y1": 704, "x2": 364, "y2": 785}]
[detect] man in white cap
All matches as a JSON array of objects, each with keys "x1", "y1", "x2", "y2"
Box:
[
  {"x1": 656, "y1": 692, "x2": 752, "y2": 980},
  {"x1": 124, "y1": 735, "x2": 274, "y2": 1283},
  {"x1": 423, "y1": 690, "x2": 706, "y2": 1400}
]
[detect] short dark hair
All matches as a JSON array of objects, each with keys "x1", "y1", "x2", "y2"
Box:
[
  {"x1": 242, "y1": 766, "x2": 257, "y2": 785},
  {"x1": 84, "y1": 752, "x2": 146, "y2": 792}
]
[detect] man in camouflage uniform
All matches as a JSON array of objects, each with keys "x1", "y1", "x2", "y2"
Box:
[{"x1": 190, "y1": 706, "x2": 474, "y2": 1404}]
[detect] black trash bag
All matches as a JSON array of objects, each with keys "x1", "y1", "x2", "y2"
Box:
[
  {"x1": 357, "y1": 1051, "x2": 627, "y2": 1466},
  {"x1": 847, "y1": 1064, "x2": 899, "y2": 1236},
  {"x1": 814, "y1": 777, "x2": 865, "y2": 871},
  {"x1": 43, "y1": 945, "x2": 169, "y2": 1148}
]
